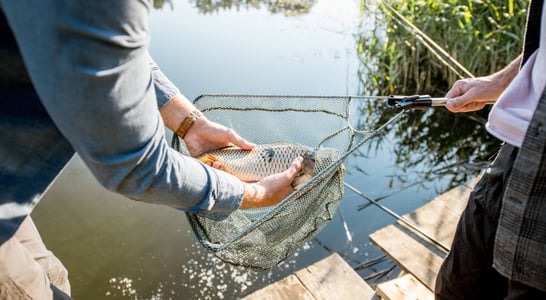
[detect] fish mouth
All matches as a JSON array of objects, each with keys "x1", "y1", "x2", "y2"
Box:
[{"x1": 291, "y1": 152, "x2": 316, "y2": 189}]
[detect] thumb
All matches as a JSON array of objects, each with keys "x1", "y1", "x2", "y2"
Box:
[
  {"x1": 286, "y1": 157, "x2": 304, "y2": 178},
  {"x1": 446, "y1": 96, "x2": 466, "y2": 111}
]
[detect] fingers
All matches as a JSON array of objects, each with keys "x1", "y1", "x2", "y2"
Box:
[
  {"x1": 240, "y1": 157, "x2": 305, "y2": 208},
  {"x1": 445, "y1": 80, "x2": 466, "y2": 98},
  {"x1": 286, "y1": 156, "x2": 304, "y2": 182},
  {"x1": 446, "y1": 97, "x2": 484, "y2": 113},
  {"x1": 185, "y1": 120, "x2": 256, "y2": 156},
  {"x1": 445, "y1": 80, "x2": 471, "y2": 112},
  {"x1": 445, "y1": 77, "x2": 499, "y2": 113},
  {"x1": 446, "y1": 96, "x2": 466, "y2": 112},
  {"x1": 211, "y1": 160, "x2": 223, "y2": 169},
  {"x1": 226, "y1": 128, "x2": 256, "y2": 151},
  {"x1": 445, "y1": 80, "x2": 482, "y2": 112}
]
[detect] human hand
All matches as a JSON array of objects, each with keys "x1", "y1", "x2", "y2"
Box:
[
  {"x1": 445, "y1": 55, "x2": 521, "y2": 113},
  {"x1": 183, "y1": 117, "x2": 256, "y2": 157},
  {"x1": 445, "y1": 77, "x2": 500, "y2": 112},
  {"x1": 159, "y1": 94, "x2": 255, "y2": 156},
  {"x1": 240, "y1": 157, "x2": 304, "y2": 208}
]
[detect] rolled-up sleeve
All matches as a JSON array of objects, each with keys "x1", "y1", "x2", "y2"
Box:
[
  {"x1": 149, "y1": 56, "x2": 179, "y2": 109},
  {"x1": 1, "y1": 1, "x2": 243, "y2": 220}
]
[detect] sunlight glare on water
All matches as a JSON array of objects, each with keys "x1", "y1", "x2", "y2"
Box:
[{"x1": 31, "y1": 0, "x2": 463, "y2": 299}]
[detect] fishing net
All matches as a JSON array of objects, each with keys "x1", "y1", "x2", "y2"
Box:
[{"x1": 172, "y1": 94, "x2": 403, "y2": 269}]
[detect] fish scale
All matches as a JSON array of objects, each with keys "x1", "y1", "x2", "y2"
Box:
[{"x1": 200, "y1": 144, "x2": 313, "y2": 183}]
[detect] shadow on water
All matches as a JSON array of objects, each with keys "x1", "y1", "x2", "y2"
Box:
[{"x1": 31, "y1": 0, "x2": 527, "y2": 298}]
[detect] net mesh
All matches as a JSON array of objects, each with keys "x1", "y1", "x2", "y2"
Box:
[{"x1": 172, "y1": 94, "x2": 398, "y2": 269}]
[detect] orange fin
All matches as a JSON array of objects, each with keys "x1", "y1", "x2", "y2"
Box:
[
  {"x1": 197, "y1": 153, "x2": 236, "y2": 175},
  {"x1": 198, "y1": 153, "x2": 220, "y2": 164}
]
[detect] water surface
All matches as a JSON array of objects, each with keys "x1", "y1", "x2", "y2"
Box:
[{"x1": 33, "y1": 0, "x2": 486, "y2": 299}]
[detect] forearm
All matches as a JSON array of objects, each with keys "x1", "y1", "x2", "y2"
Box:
[
  {"x1": 445, "y1": 54, "x2": 523, "y2": 112},
  {"x1": 488, "y1": 54, "x2": 522, "y2": 95},
  {"x1": 149, "y1": 58, "x2": 202, "y2": 138},
  {"x1": 241, "y1": 183, "x2": 270, "y2": 208},
  {"x1": 159, "y1": 93, "x2": 199, "y2": 132}
]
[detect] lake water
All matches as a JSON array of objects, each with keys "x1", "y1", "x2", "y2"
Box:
[{"x1": 32, "y1": 0, "x2": 491, "y2": 299}]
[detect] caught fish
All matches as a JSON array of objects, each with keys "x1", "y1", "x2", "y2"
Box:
[{"x1": 197, "y1": 143, "x2": 337, "y2": 189}]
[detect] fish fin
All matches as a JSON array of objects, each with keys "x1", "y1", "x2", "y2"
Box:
[
  {"x1": 197, "y1": 153, "x2": 237, "y2": 176},
  {"x1": 197, "y1": 153, "x2": 221, "y2": 164}
]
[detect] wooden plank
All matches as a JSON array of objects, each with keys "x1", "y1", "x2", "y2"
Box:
[
  {"x1": 370, "y1": 223, "x2": 445, "y2": 291},
  {"x1": 402, "y1": 178, "x2": 476, "y2": 248},
  {"x1": 431, "y1": 176, "x2": 478, "y2": 215},
  {"x1": 242, "y1": 274, "x2": 314, "y2": 300},
  {"x1": 242, "y1": 253, "x2": 376, "y2": 300},
  {"x1": 369, "y1": 177, "x2": 479, "y2": 292},
  {"x1": 295, "y1": 252, "x2": 376, "y2": 300},
  {"x1": 376, "y1": 273, "x2": 433, "y2": 300},
  {"x1": 402, "y1": 197, "x2": 464, "y2": 248}
]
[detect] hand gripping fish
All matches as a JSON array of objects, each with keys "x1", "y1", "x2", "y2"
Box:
[{"x1": 197, "y1": 143, "x2": 328, "y2": 189}]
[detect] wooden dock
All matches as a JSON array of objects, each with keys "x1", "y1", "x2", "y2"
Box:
[
  {"x1": 242, "y1": 252, "x2": 376, "y2": 300},
  {"x1": 242, "y1": 177, "x2": 478, "y2": 299},
  {"x1": 370, "y1": 177, "x2": 479, "y2": 299}
]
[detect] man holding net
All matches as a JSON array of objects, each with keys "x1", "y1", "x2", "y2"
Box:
[
  {"x1": 0, "y1": 1, "x2": 303, "y2": 298},
  {"x1": 435, "y1": 0, "x2": 546, "y2": 298}
]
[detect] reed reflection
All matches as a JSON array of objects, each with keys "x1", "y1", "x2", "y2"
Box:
[
  {"x1": 155, "y1": 0, "x2": 316, "y2": 15},
  {"x1": 353, "y1": 0, "x2": 526, "y2": 188}
]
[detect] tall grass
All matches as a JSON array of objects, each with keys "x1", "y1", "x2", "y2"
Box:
[
  {"x1": 359, "y1": 0, "x2": 528, "y2": 96},
  {"x1": 394, "y1": 0, "x2": 526, "y2": 75},
  {"x1": 354, "y1": 0, "x2": 528, "y2": 187}
]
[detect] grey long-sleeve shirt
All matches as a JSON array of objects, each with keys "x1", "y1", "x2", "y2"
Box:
[{"x1": 0, "y1": 1, "x2": 243, "y2": 244}]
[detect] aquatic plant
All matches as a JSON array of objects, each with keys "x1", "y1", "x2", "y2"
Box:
[
  {"x1": 354, "y1": 0, "x2": 528, "y2": 188},
  {"x1": 360, "y1": 0, "x2": 527, "y2": 96}
]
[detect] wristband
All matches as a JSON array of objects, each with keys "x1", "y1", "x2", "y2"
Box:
[{"x1": 176, "y1": 110, "x2": 203, "y2": 138}]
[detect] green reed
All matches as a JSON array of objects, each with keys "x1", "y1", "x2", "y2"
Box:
[
  {"x1": 400, "y1": 0, "x2": 525, "y2": 74},
  {"x1": 354, "y1": 0, "x2": 528, "y2": 188},
  {"x1": 359, "y1": 0, "x2": 528, "y2": 96}
]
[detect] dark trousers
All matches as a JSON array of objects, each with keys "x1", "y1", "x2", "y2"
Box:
[{"x1": 435, "y1": 144, "x2": 546, "y2": 300}]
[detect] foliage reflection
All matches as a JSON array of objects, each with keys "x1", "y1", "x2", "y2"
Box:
[
  {"x1": 354, "y1": 0, "x2": 527, "y2": 188},
  {"x1": 154, "y1": 0, "x2": 316, "y2": 15}
]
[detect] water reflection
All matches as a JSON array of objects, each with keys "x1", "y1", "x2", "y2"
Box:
[
  {"x1": 350, "y1": 0, "x2": 526, "y2": 189},
  {"x1": 155, "y1": 0, "x2": 316, "y2": 15}
]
